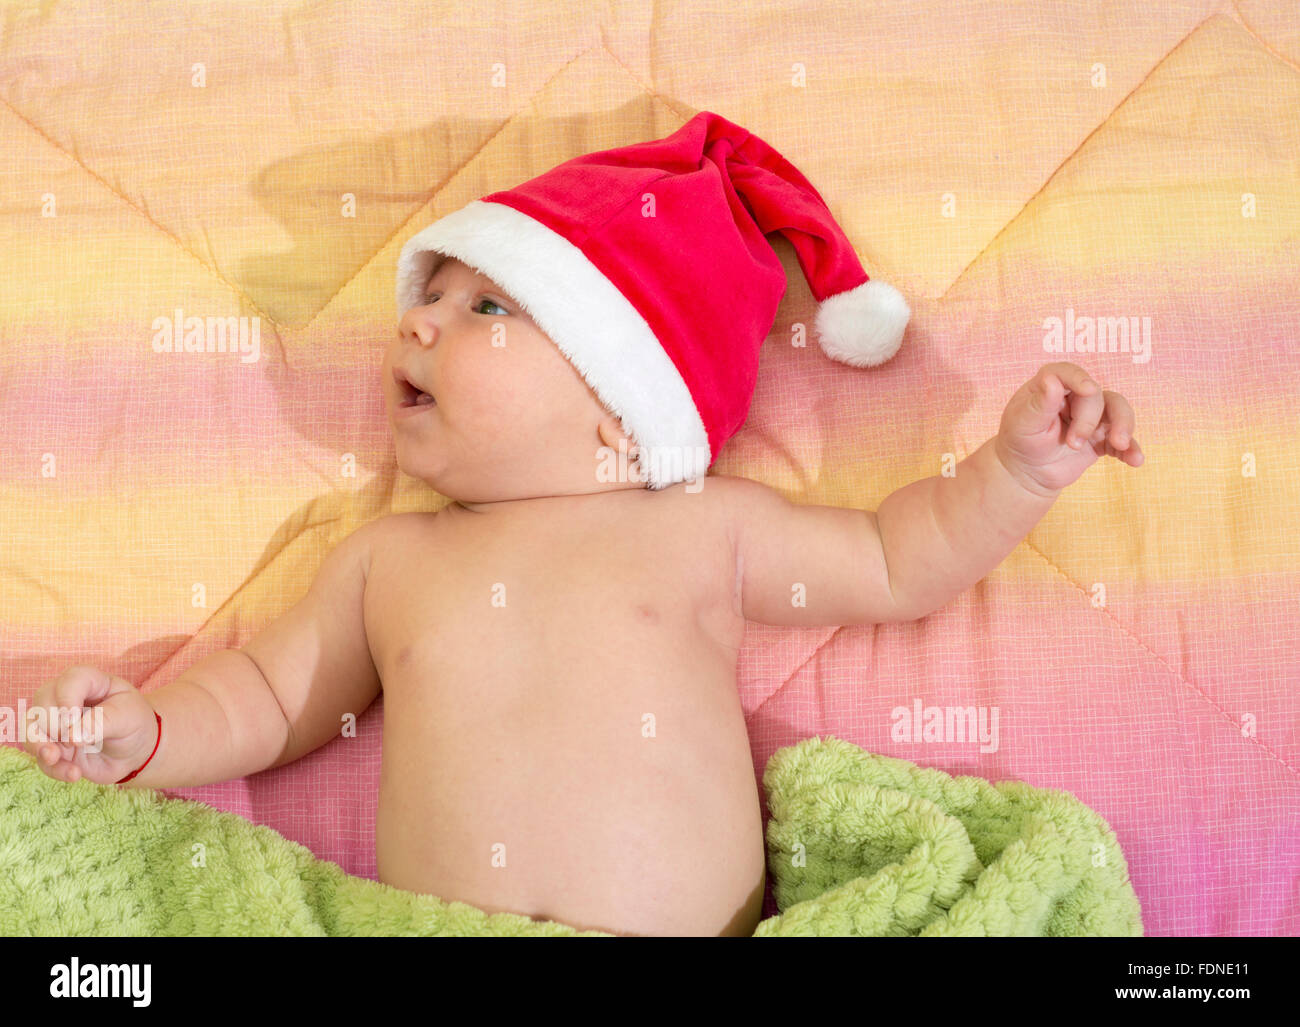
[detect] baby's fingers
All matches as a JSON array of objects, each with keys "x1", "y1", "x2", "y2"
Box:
[
  {"x1": 1093, "y1": 390, "x2": 1142, "y2": 466},
  {"x1": 1096, "y1": 432, "x2": 1145, "y2": 466},
  {"x1": 27, "y1": 718, "x2": 84, "y2": 779},
  {"x1": 1100, "y1": 391, "x2": 1137, "y2": 450},
  {"x1": 1065, "y1": 383, "x2": 1106, "y2": 450},
  {"x1": 34, "y1": 742, "x2": 82, "y2": 781},
  {"x1": 24, "y1": 724, "x2": 63, "y2": 766},
  {"x1": 49, "y1": 757, "x2": 82, "y2": 782}
]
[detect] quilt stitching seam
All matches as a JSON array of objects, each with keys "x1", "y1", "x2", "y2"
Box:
[
  {"x1": 306, "y1": 33, "x2": 694, "y2": 334},
  {"x1": 297, "y1": 42, "x2": 600, "y2": 333},
  {"x1": 745, "y1": 628, "x2": 842, "y2": 723},
  {"x1": 0, "y1": 94, "x2": 277, "y2": 329},
  {"x1": 1015, "y1": 533, "x2": 1299, "y2": 779},
  {"x1": 140, "y1": 514, "x2": 342, "y2": 692},
  {"x1": 1231, "y1": 0, "x2": 1300, "y2": 78},
  {"x1": 937, "y1": 10, "x2": 1223, "y2": 302}
]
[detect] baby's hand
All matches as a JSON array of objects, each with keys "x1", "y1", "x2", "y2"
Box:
[
  {"x1": 23, "y1": 666, "x2": 159, "y2": 785},
  {"x1": 995, "y1": 362, "x2": 1144, "y2": 496}
]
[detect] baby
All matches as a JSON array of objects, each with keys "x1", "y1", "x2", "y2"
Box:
[{"x1": 22, "y1": 113, "x2": 1143, "y2": 937}]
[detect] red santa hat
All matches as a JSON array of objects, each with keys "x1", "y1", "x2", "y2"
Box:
[{"x1": 396, "y1": 110, "x2": 909, "y2": 490}]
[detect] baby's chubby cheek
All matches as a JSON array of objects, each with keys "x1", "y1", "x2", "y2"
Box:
[{"x1": 445, "y1": 345, "x2": 557, "y2": 428}]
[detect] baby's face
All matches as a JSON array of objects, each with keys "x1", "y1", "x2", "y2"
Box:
[{"x1": 384, "y1": 256, "x2": 627, "y2": 504}]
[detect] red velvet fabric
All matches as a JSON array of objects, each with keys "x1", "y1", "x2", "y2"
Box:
[{"x1": 482, "y1": 111, "x2": 871, "y2": 460}]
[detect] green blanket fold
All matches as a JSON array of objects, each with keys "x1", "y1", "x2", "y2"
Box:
[
  {"x1": 0, "y1": 736, "x2": 1142, "y2": 936},
  {"x1": 755, "y1": 737, "x2": 1143, "y2": 936}
]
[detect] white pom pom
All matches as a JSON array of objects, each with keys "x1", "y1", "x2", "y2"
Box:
[{"x1": 814, "y1": 279, "x2": 910, "y2": 368}]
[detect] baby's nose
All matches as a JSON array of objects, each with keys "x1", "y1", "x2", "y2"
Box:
[{"x1": 399, "y1": 308, "x2": 439, "y2": 347}]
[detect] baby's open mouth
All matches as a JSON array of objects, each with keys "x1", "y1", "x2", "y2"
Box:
[{"x1": 394, "y1": 367, "x2": 436, "y2": 408}]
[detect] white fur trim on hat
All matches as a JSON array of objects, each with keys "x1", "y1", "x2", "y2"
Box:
[
  {"x1": 814, "y1": 279, "x2": 910, "y2": 368},
  {"x1": 396, "y1": 199, "x2": 710, "y2": 489}
]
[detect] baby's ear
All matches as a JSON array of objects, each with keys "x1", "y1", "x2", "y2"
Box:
[{"x1": 596, "y1": 415, "x2": 630, "y2": 450}]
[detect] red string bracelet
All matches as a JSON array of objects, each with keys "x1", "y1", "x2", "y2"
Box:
[{"x1": 116, "y1": 711, "x2": 162, "y2": 784}]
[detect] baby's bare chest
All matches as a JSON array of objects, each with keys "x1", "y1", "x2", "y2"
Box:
[{"x1": 363, "y1": 495, "x2": 743, "y2": 699}]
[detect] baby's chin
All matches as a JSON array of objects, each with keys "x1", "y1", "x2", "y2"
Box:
[
  {"x1": 391, "y1": 448, "x2": 505, "y2": 502},
  {"x1": 391, "y1": 440, "x2": 442, "y2": 489}
]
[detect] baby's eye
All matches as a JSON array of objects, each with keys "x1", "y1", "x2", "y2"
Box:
[{"x1": 421, "y1": 293, "x2": 508, "y2": 316}]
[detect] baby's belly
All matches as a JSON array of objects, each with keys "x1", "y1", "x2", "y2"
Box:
[{"x1": 374, "y1": 621, "x2": 765, "y2": 937}]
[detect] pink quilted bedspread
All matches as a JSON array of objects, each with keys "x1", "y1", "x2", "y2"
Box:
[{"x1": 1, "y1": 0, "x2": 1296, "y2": 934}]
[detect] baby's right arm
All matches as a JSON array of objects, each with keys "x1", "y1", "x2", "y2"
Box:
[{"x1": 26, "y1": 519, "x2": 384, "y2": 789}]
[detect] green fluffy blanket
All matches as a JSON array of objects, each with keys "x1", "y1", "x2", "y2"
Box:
[{"x1": 0, "y1": 736, "x2": 1142, "y2": 936}]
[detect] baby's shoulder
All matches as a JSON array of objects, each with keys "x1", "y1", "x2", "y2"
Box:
[
  {"x1": 670, "y1": 472, "x2": 762, "y2": 535},
  {"x1": 342, "y1": 510, "x2": 441, "y2": 572},
  {"x1": 694, "y1": 473, "x2": 764, "y2": 512},
  {"x1": 692, "y1": 472, "x2": 805, "y2": 544}
]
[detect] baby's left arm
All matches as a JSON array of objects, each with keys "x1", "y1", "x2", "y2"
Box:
[
  {"x1": 724, "y1": 362, "x2": 1143, "y2": 627},
  {"x1": 875, "y1": 361, "x2": 1142, "y2": 620}
]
